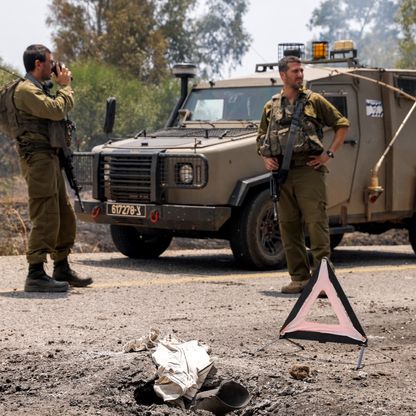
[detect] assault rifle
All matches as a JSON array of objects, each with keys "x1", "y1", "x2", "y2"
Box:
[
  {"x1": 40, "y1": 82, "x2": 84, "y2": 212},
  {"x1": 60, "y1": 120, "x2": 85, "y2": 212},
  {"x1": 49, "y1": 119, "x2": 85, "y2": 212},
  {"x1": 270, "y1": 171, "x2": 280, "y2": 222},
  {"x1": 268, "y1": 96, "x2": 306, "y2": 223}
]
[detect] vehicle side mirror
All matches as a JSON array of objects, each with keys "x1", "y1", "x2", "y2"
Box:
[{"x1": 104, "y1": 97, "x2": 116, "y2": 134}]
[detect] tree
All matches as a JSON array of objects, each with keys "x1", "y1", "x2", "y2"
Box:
[
  {"x1": 0, "y1": 59, "x2": 21, "y2": 83},
  {"x1": 69, "y1": 60, "x2": 179, "y2": 150},
  {"x1": 47, "y1": 0, "x2": 251, "y2": 81},
  {"x1": 0, "y1": 52, "x2": 179, "y2": 154},
  {"x1": 397, "y1": 0, "x2": 416, "y2": 68},
  {"x1": 191, "y1": 0, "x2": 251, "y2": 77},
  {"x1": 308, "y1": 0, "x2": 400, "y2": 68}
]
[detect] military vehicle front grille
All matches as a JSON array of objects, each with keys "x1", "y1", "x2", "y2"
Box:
[
  {"x1": 97, "y1": 157, "x2": 105, "y2": 200},
  {"x1": 150, "y1": 127, "x2": 256, "y2": 138},
  {"x1": 103, "y1": 155, "x2": 153, "y2": 203},
  {"x1": 72, "y1": 153, "x2": 94, "y2": 185},
  {"x1": 72, "y1": 152, "x2": 94, "y2": 196}
]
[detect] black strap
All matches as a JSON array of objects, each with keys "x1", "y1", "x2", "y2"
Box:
[{"x1": 277, "y1": 95, "x2": 307, "y2": 184}]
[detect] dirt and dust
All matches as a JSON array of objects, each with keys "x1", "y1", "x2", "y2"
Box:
[
  {"x1": 1, "y1": 178, "x2": 415, "y2": 415},
  {"x1": 0, "y1": 247, "x2": 415, "y2": 416},
  {"x1": 73, "y1": 223, "x2": 411, "y2": 253}
]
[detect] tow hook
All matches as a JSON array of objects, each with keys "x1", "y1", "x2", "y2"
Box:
[
  {"x1": 91, "y1": 206, "x2": 101, "y2": 220},
  {"x1": 150, "y1": 210, "x2": 160, "y2": 224}
]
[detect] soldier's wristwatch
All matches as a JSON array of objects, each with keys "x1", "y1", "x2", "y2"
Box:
[{"x1": 326, "y1": 150, "x2": 335, "y2": 158}]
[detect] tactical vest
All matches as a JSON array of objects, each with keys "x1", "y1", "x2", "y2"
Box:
[
  {"x1": 260, "y1": 89, "x2": 324, "y2": 158},
  {"x1": 0, "y1": 78, "x2": 50, "y2": 140}
]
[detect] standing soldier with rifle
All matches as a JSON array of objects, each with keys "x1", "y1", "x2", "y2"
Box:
[
  {"x1": 11, "y1": 44, "x2": 92, "y2": 292},
  {"x1": 257, "y1": 55, "x2": 349, "y2": 294}
]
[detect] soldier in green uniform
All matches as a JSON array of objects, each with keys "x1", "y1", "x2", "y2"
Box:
[
  {"x1": 257, "y1": 55, "x2": 349, "y2": 294},
  {"x1": 13, "y1": 44, "x2": 92, "y2": 292}
]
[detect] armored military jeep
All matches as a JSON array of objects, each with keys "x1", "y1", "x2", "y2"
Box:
[{"x1": 73, "y1": 41, "x2": 416, "y2": 269}]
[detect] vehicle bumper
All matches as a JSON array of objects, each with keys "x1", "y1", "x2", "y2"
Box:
[{"x1": 74, "y1": 200, "x2": 231, "y2": 232}]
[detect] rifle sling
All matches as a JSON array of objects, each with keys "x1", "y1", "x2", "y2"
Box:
[{"x1": 278, "y1": 95, "x2": 307, "y2": 182}]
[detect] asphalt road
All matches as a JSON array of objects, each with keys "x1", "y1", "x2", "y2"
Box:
[
  {"x1": 1, "y1": 245, "x2": 415, "y2": 293},
  {"x1": 0, "y1": 245, "x2": 415, "y2": 415}
]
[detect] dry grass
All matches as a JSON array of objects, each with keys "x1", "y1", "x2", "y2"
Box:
[
  {"x1": 0, "y1": 175, "x2": 116, "y2": 255},
  {"x1": 0, "y1": 202, "x2": 28, "y2": 256},
  {"x1": 0, "y1": 176, "x2": 28, "y2": 203},
  {"x1": 0, "y1": 176, "x2": 29, "y2": 255}
]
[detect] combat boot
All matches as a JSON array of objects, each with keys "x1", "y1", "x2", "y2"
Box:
[
  {"x1": 281, "y1": 279, "x2": 327, "y2": 298},
  {"x1": 281, "y1": 280, "x2": 308, "y2": 294},
  {"x1": 24, "y1": 263, "x2": 69, "y2": 293},
  {"x1": 53, "y1": 259, "x2": 93, "y2": 287}
]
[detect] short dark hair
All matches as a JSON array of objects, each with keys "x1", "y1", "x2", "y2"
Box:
[
  {"x1": 23, "y1": 44, "x2": 51, "y2": 72},
  {"x1": 278, "y1": 55, "x2": 301, "y2": 73}
]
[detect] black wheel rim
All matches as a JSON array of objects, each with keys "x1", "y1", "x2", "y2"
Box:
[{"x1": 258, "y1": 205, "x2": 281, "y2": 256}]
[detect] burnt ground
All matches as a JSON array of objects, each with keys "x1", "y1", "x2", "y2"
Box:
[
  {"x1": 0, "y1": 247, "x2": 415, "y2": 416},
  {"x1": 1, "y1": 178, "x2": 415, "y2": 415}
]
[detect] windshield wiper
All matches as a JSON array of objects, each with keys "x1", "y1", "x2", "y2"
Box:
[
  {"x1": 191, "y1": 120, "x2": 217, "y2": 128},
  {"x1": 219, "y1": 129, "x2": 230, "y2": 139}
]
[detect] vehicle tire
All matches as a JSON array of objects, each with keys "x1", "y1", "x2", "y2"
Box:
[
  {"x1": 110, "y1": 225, "x2": 172, "y2": 259},
  {"x1": 229, "y1": 189, "x2": 286, "y2": 270},
  {"x1": 408, "y1": 215, "x2": 416, "y2": 255}
]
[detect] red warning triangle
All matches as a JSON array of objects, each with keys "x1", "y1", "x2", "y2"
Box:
[{"x1": 279, "y1": 257, "x2": 367, "y2": 346}]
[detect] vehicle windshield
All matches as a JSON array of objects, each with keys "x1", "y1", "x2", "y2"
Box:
[{"x1": 184, "y1": 86, "x2": 280, "y2": 121}]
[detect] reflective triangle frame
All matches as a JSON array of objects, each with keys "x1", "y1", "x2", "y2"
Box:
[{"x1": 279, "y1": 257, "x2": 367, "y2": 346}]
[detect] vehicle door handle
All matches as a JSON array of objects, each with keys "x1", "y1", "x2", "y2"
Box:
[{"x1": 344, "y1": 139, "x2": 358, "y2": 145}]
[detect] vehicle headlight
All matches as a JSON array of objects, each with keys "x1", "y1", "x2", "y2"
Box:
[
  {"x1": 178, "y1": 163, "x2": 193, "y2": 184},
  {"x1": 159, "y1": 154, "x2": 208, "y2": 188}
]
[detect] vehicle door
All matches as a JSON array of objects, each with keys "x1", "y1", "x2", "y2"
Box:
[{"x1": 309, "y1": 81, "x2": 360, "y2": 209}]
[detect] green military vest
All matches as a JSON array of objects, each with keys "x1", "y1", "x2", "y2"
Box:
[
  {"x1": 0, "y1": 79, "x2": 50, "y2": 140},
  {"x1": 259, "y1": 89, "x2": 324, "y2": 158}
]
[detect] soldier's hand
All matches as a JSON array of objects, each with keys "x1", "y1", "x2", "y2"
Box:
[
  {"x1": 262, "y1": 157, "x2": 279, "y2": 171},
  {"x1": 55, "y1": 64, "x2": 72, "y2": 87},
  {"x1": 307, "y1": 153, "x2": 330, "y2": 169}
]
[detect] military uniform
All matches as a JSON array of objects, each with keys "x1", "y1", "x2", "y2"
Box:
[
  {"x1": 14, "y1": 75, "x2": 76, "y2": 265},
  {"x1": 257, "y1": 87, "x2": 349, "y2": 283}
]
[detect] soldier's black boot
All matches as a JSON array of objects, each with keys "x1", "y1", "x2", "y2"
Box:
[
  {"x1": 53, "y1": 259, "x2": 93, "y2": 287},
  {"x1": 24, "y1": 263, "x2": 69, "y2": 293}
]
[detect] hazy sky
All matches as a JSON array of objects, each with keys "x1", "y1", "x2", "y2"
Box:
[{"x1": 0, "y1": 0, "x2": 322, "y2": 77}]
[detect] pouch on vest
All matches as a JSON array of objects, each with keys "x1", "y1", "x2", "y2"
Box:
[
  {"x1": 300, "y1": 119, "x2": 324, "y2": 155},
  {"x1": 268, "y1": 91, "x2": 325, "y2": 157},
  {"x1": 0, "y1": 79, "x2": 22, "y2": 139},
  {"x1": 258, "y1": 117, "x2": 282, "y2": 157},
  {"x1": 277, "y1": 123, "x2": 324, "y2": 155},
  {"x1": 48, "y1": 120, "x2": 68, "y2": 148},
  {"x1": 258, "y1": 134, "x2": 282, "y2": 157}
]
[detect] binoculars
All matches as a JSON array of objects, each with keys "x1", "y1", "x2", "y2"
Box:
[
  {"x1": 51, "y1": 61, "x2": 73, "y2": 81},
  {"x1": 51, "y1": 61, "x2": 63, "y2": 76}
]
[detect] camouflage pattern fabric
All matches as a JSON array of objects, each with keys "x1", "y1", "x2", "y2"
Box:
[{"x1": 256, "y1": 87, "x2": 349, "y2": 157}]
